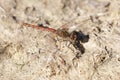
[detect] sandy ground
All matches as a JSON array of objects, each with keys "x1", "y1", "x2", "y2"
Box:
[{"x1": 0, "y1": 0, "x2": 120, "y2": 80}]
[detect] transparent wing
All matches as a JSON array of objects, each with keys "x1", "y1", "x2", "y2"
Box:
[
  {"x1": 59, "y1": 18, "x2": 90, "y2": 33},
  {"x1": 60, "y1": 22, "x2": 78, "y2": 33}
]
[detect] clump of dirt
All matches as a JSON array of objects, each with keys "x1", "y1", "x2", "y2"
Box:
[{"x1": 0, "y1": 0, "x2": 120, "y2": 80}]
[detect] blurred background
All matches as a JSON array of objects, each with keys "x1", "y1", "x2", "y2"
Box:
[{"x1": 0, "y1": 0, "x2": 120, "y2": 80}]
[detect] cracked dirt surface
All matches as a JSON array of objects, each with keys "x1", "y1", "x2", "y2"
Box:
[{"x1": 0, "y1": 0, "x2": 120, "y2": 80}]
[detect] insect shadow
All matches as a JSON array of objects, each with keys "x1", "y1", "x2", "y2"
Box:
[{"x1": 72, "y1": 31, "x2": 89, "y2": 58}]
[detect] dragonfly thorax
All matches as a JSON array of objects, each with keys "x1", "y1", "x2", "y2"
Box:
[{"x1": 56, "y1": 29, "x2": 70, "y2": 38}]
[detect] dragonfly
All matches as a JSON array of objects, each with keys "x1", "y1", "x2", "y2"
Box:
[{"x1": 20, "y1": 21, "x2": 89, "y2": 58}]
